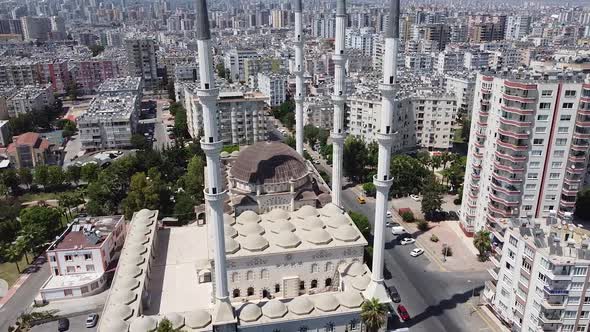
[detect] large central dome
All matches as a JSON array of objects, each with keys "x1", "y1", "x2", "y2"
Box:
[{"x1": 230, "y1": 141, "x2": 308, "y2": 184}]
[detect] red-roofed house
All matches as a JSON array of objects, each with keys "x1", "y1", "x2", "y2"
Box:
[{"x1": 6, "y1": 132, "x2": 59, "y2": 168}]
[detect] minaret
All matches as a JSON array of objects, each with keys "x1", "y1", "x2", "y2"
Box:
[
  {"x1": 293, "y1": 0, "x2": 304, "y2": 156},
  {"x1": 195, "y1": 0, "x2": 235, "y2": 324},
  {"x1": 363, "y1": 0, "x2": 399, "y2": 303},
  {"x1": 330, "y1": 0, "x2": 347, "y2": 208}
]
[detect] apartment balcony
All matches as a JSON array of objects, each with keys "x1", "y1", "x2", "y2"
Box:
[
  {"x1": 560, "y1": 200, "x2": 576, "y2": 208},
  {"x1": 496, "y1": 138, "x2": 528, "y2": 151},
  {"x1": 475, "y1": 130, "x2": 487, "y2": 138},
  {"x1": 493, "y1": 171, "x2": 524, "y2": 184},
  {"x1": 485, "y1": 279, "x2": 497, "y2": 293},
  {"x1": 501, "y1": 104, "x2": 535, "y2": 115},
  {"x1": 493, "y1": 161, "x2": 525, "y2": 173},
  {"x1": 490, "y1": 192, "x2": 520, "y2": 207},
  {"x1": 543, "y1": 285, "x2": 569, "y2": 296},
  {"x1": 562, "y1": 188, "x2": 578, "y2": 196},
  {"x1": 489, "y1": 253, "x2": 501, "y2": 268},
  {"x1": 503, "y1": 93, "x2": 536, "y2": 104},
  {"x1": 488, "y1": 204, "x2": 511, "y2": 217},
  {"x1": 488, "y1": 267, "x2": 499, "y2": 280},
  {"x1": 476, "y1": 120, "x2": 488, "y2": 127},
  {"x1": 495, "y1": 150, "x2": 527, "y2": 163},
  {"x1": 568, "y1": 150, "x2": 587, "y2": 162},
  {"x1": 498, "y1": 128, "x2": 529, "y2": 140},
  {"x1": 491, "y1": 182, "x2": 521, "y2": 196},
  {"x1": 499, "y1": 116, "x2": 532, "y2": 128},
  {"x1": 539, "y1": 314, "x2": 562, "y2": 324},
  {"x1": 541, "y1": 299, "x2": 566, "y2": 310}
]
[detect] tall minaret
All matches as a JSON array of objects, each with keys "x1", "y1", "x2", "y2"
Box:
[
  {"x1": 330, "y1": 0, "x2": 347, "y2": 208},
  {"x1": 195, "y1": 0, "x2": 235, "y2": 324},
  {"x1": 363, "y1": 0, "x2": 399, "y2": 303},
  {"x1": 293, "y1": 0, "x2": 304, "y2": 156}
]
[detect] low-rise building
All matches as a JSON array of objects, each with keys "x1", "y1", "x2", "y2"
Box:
[
  {"x1": 4, "y1": 132, "x2": 59, "y2": 168},
  {"x1": 7, "y1": 84, "x2": 54, "y2": 118},
  {"x1": 41, "y1": 215, "x2": 126, "y2": 302}
]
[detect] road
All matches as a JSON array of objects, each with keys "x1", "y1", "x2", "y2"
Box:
[
  {"x1": 30, "y1": 313, "x2": 97, "y2": 332},
  {"x1": 0, "y1": 262, "x2": 50, "y2": 332},
  {"x1": 153, "y1": 99, "x2": 172, "y2": 150}
]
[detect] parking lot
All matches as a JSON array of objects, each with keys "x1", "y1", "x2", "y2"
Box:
[{"x1": 30, "y1": 314, "x2": 97, "y2": 332}]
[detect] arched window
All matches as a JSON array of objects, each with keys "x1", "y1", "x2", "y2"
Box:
[
  {"x1": 311, "y1": 263, "x2": 319, "y2": 273},
  {"x1": 246, "y1": 270, "x2": 254, "y2": 281},
  {"x1": 233, "y1": 289, "x2": 240, "y2": 298},
  {"x1": 311, "y1": 279, "x2": 318, "y2": 288},
  {"x1": 275, "y1": 284, "x2": 281, "y2": 293},
  {"x1": 299, "y1": 281, "x2": 305, "y2": 290},
  {"x1": 325, "y1": 262, "x2": 334, "y2": 272},
  {"x1": 231, "y1": 272, "x2": 239, "y2": 282},
  {"x1": 260, "y1": 269, "x2": 269, "y2": 279},
  {"x1": 247, "y1": 287, "x2": 254, "y2": 296},
  {"x1": 262, "y1": 289, "x2": 270, "y2": 298},
  {"x1": 325, "y1": 278, "x2": 332, "y2": 287}
]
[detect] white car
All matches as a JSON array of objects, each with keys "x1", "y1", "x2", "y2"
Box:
[
  {"x1": 410, "y1": 248, "x2": 424, "y2": 257},
  {"x1": 400, "y1": 238, "x2": 416, "y2": 245},
  {"x1": 387, "y1": 211, "x2": 392, "y2": 218},
  {"x1": 86, "y1": 313, "x2": 98, "y2": 328},
  {"x1": 390, "y1": 223, "x2": 406, "y2": 235},
  {"x1": 410, "y1": 194, "x2": 421, "y2": 201}
]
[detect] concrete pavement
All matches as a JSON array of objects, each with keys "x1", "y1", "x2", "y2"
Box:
[
  {"x1": 30, "y1": 313, "x2": 98, "y2": 332},
  {"x1": 153, "y1": 99, "x2": 173, "y2": 150}
]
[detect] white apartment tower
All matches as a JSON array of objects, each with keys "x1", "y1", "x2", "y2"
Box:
[
  {"x1": 460, "y1": 72, "x2": 590, "y2": 235},
  {"x1": 483, "y1": 214, "x2": 590, "y2": 332},
  {"x1": 257, "y1": 72, "x2": 286, "y2": 107},
  {"x1": 505, "y1": 15, "x2": 532, "y2": 40},
  {"x1": 125, "y1": 37, "x2": 159, "y2": 91}
]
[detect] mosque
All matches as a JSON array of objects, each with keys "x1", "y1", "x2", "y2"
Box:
[{"x1": 96, "y1": 0, "x2": 401, "y2": 331}]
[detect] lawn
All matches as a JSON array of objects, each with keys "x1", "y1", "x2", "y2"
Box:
[
  {"x1": 19, "y1": 191, "x2": 61, "y2": 203},
  {"x1": 0, "y1": 256, "x2": 29, "y2": 287}
]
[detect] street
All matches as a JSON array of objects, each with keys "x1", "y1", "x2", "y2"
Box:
[{"x1": 153, "y1": 99, "x2": 173, "y2": 150}]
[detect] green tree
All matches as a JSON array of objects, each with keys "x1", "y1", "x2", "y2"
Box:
[
  {"x1": 421, "y1": 176, "x2": 443, "y2": 220},
  {"x1": 3, "y1": 244, "x2": 23, "y2": 273},
  {"x1": 156, "y1": 318, "x2": 182, "y2": 332},
  {"x1": 362, "y1": 182, "x2": 376, "y2": 197},
  {"x1": 19, "y1": 206, "x2": 62, "y2": 250},
  {"x1": 61, "y1": 120, "x2": 77, "y2": 138},
  {"x1": 80, "y1": 163, "x2": 100, "y2": 182},
  {"x1": 216, "y1": 62, "x2": 226, "y2": 79},
  {"x1": 461, "y1": 119, "x2": 471, "y2": 142},
  {"x1": 89, "y1": 44, "x2": 105, "y2": 56},
  {"x1": 349, "y1": 211, "x2": 370, "y2": 239},
  {"x1": 8, "y1": 113, "x2": 35, "y2": 135},
  {"x1": 122, "y1": 170, "x2": 164, "y2": 219},
  {"x1": 34, "y1": 165, "x2": 49, "y2": 189},
  {"x1": 366, "y1": 142, "x2": 379, "y2": 169},
  {"x1": 473, "y1": 230, "x2": 492, "y2": 261},
  {"x1": 18, "y1": 168, "x2": 33, "y2": 189},
  {"x1": 66, "y1": 165, "x2": 81, "y2": 185},
  {"x1": 303, "y1": 125, "x2": 320, "y2": 147},
  {"x1": 343, "y1": 136, "x2": 368, "y2": 182},
  {"x1": 283, "y1": 135, "x2": 296, "y2": 149},
  {"x1": 417, "y1": 219, "x2": 429, "y2": 231},
  {"x1": 360, "y1": 298, "x2": 387, "y2": 332},
  {"x1": 131, "y1": 134, "x2": 150, "y2": 150},
  {"x1": 47, "y1": 165, "x2": 66, "y2": 189},
  {"x1": 1, "y1": 169, "x2": 19, "y2": 194},
  {"x1": 179, "y1": 156, "x2": 205, "y2": 202},
  {"x1": 167, "y1": 79, "x2": 176, "y2": 101},
  {"x1": 390, "y1": 155, "x2": 431, "y2": 197},
  {"x1": 174, "y1": 192, "x2": 196, "y2": 223},
  {"x1": 576, "y1": 189, "x2": 590, "y2": 220}
]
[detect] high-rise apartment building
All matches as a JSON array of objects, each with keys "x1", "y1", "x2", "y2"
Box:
[
  {"x1": 224, "y1": 49, "x2": 260, "y2": 82},
  {"x1": 125, "y1": 37, "x2": 159, "y2": 91},
  {"x1": 468, "y1": 14, "x2": 507, "y2": 42},
  {"x1": 257, "y1": 72, "x2": 286, "y2": 107},
  {"x1": 460, "y1": 72, "x2": 590, "y2": 235},
  {"x1": 445, "y1": 73, "x2": 476, "y2": 117},
  {"x1": 482, "y1": 213, "x2": 590, "y2": 332},
  {"x1": 505, "y1": 15, "x2": 532, "y2": 40},
  {"x1": 20, "y1": 16, "x2": 51, "y2": 41}
]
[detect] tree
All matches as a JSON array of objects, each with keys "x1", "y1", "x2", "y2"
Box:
[
  {"x1": 47, "y1": 165, "x2": 66, "y2": 189},
  {"x1": 461, "y1": 119, "x2": 471, "y2": 142},
  {"x1": 174, "y1": 192, "x2": 195, "y2": 223},
  {"x1": 283, "y1": 135, "x2": 296, "y2": 149},
  {"x1": 131, "y1": 134, "x2": 150, "y2": 150},
  {"x1": 362, "y1": 182, "x2": 376, "y2": 197},
  {"x1": 576, "y1": 189, "x2": 590, "y2": 220},
  {"x1": 1, "y1": 169, "x2": 19, "y2": 194},
  {"x1": 66, "y1": 165, "x2": 81, "y2": 185},
  {"x1": 360, "y1": 298, "x2": 387, "y2": 332},
  {"x1": 66, "y1": 81, "x2": 80, "y2": 100},
  {"x1": 156, "y1": 318, "x2": 182, "y2": 332},
  {"x1": 3, "y1": 244, "x2": 23, "y2": 273},
  {"x1": 417, "y1": 219, "x2": 429, "y2": 231},
  {"x1": 179, "y1": 156, "x2": 205, "y2": 202},
  {"x1": 343, "y1": 136, "x2": 368, "y2": 182},
  {"x1": 18, "y1": 168, "x2": 33, "y2": 189},
  {"x1": 304, "y1": 125, "x2": 320, "y2": 147},
  {"x1": 215, "y1": 62, "x2": 226, "y2": 79},
  {"x1": 9, "y1": 114, "x2": 34, "y2": 135},
  {"x1": 401, "y1": 211, "x2": 414, "y2": 222},
  {"x1": 122, "y1": 170, "x2": 164, "y2": 219},
  {"x1": 167, "y1": 79, "x2": 176, "y2": 101},
  {"x1": 421, "y1": 176, "x2": 444, "y2": 220},
  {"x1": 61, "y1": 120, "x2": 77, "y2": 138},
  {"x1": 349, "y1": 211, "x2": 370, "y2": 240},
  {"x1": 19, "y1": 206, "x2": 62, "y2": 250},
  {"x1": 390, "y1": 155, "x2": 431, "y2": 197},
  {"x1": 89, "y1": 44, "x2": 105, "y2": 56},
  {"x1": 80, "y1": 163, "x2": 100, "y2": 183},
  {"x1": 34, "y1": 165, "x2": 49, "y2": 189},
  {"x1": 366, "y1": 142, "x2": 379, "y2": 169},
  {"x1": 473, "y1": 230, "x2": 492, "y2": 261}
]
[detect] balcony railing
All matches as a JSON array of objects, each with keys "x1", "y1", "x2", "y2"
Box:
[
  {"x1": 497, "y1": 138, "x2": 528, "y2": 151},
  {"x1": 543, "y1": 285, "x2": 569, "y2": 295},
  {"x1": 488, "y1": 267, "x2": 499, "y2": 280},
  {"x1": 495, "y1": 150, "x2": 527, "y2": 162},
  {"x1": 499, "y1": 116, "x2": 532, "y2": 128}
]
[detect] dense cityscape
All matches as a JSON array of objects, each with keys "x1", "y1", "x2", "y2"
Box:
[{"x1": 0, "y1": 0, "x2": 588, "y2": 331}]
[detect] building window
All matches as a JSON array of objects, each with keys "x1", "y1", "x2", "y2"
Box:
[
  {"x1": 554, "y1": 150, "x2": 565, "y2": 158},
  {"x1": 299, "y1": 327, "x2": 308, "y2": 332},
  {"x1": 65, "y1": 255, "x2": 73, "y2": 262},
  {"x1": 564, "y1": 311, "x2": 577, "y2": 319},
  {"x1": 325, "y1": 278, "x2": 332, "y2": 287},
  {"x1": 325, "y1": 262, "x2": 334, "y2": 272},
  {"x1": 275, "y1": 284, "x2": 280, "y2": 293},
  {"x1": 565, "y1": 90, "x2": 577, "y2": 97},
  {"x1": 91, "y1": 282, "x2": 99, "y2": 290},
  {"x1": 233, "y1": 289, "x2": 240, "y2": 298},
  {"x1": 84, "y1": 253, "x2": 92, "y2": 260},
  {"x1": 562, "y1": 103, "x2": 574, "y2": 109},
  {"x1": 260, "y1": 269, "x2": 269, "y2": 279},
  {"x1": 571, "y1": 282, "x2": 584, "y2": 290},
  {"x1": 86, "y1": 265, "x2": 95, "y2": 272},
  {"x1": 509, "y1": 236, "x2": 518, "y2": 247},
  {"x1": 246, "y1": 271, "x2": 254, "y2": 281},
  {"x1": 549, "y1": 173, "x2": 560, "y2": 179},
  {"x1": 556, "y1": 138, "x2": 567, "y2": 146},
  {"x1": 558, "y1": 127, "x2": 569, "y2": 133},
  {"x1": 64, "y1": 289, "x2": 73, "y2": 297},
  {"x1": 66, "y1": 266, "x2": 75, "y2": 273},
  {"x1": 311, "y1": 264, "x2": 319, "y2": 273},
  {"x1": 576, "y1": 326, "x2": 586, "y2": 332},
  {"x1": 537, "y1": 115, "x2": 549, "y2": 121},
  {"x1": 532, "y1": 150, "x2": 542, "y2": 156},
  {"x1": 535, "y1": 127, "x2": 546, "y2": 133},
  {"x1": 299, "y1": 281, "x2": 305, "y2": 290},
  {"x1": 551, "y1": 162, "x2": 563, "y2": 169},
  {"x1": 539, "y1": 102, "x2": 551, "y2": 109},
  {"x1": 232, "y1": 272, "x2": 239, "y2": 282},
  {"x1": 527, "y1": 173, "x2": 538, "y2": 180},
  {"x1": 325, "y1": 322, "x2": 335, "y2": 332},
  {"x1": 533, "y1": 139, "x2": 544, "y2": 145},
  {"x1": 541, "y1": 90, "x2": 553, "y2": 97},
  {"x1": 523, "y1": 205, "x2": 532, "y2": 212},
  {"x1": 349, "y1": 319, "x2": 359, "y2": 331},
  {"x1": 574, "y1": 267, "x2": 588, "y2": 276},
  {"x1": 247, "y1": 287, "x2": 254, "y2": 296},
  {"x1": 49, "y1": 255, "x2": 56, "y2": 262}
]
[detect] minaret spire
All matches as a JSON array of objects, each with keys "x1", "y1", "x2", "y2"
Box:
[
  {"x1": 293, "y1": 0, "x2": 305, "y2": 156},
  {"x1": 196, "y1": 0, "x2": 236, "y2": 324},
  {"x1": 330, "y1": 0, "x2": 347, "y2": 208},
  {"x1": 363, "y1": 0, "x2": 400, "y2": 303}
]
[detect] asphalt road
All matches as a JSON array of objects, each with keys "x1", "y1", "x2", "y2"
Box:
[
  {"x1": 30, "y1": 313, "x2": 97, "y2": 332},
  {"x1": 153, "y1": 99, "x2": 172, "y2": 150},
  {"x1": 0, "y1": 261, "x2": 50, "y2": 332}
]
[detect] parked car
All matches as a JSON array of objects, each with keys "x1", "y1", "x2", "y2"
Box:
[
  {"x1": 357, "y1": 196, "x2": 366, "y2": 204},
  {"x1": 58, "y1": 318, "x2": 70, "y2": 331},
  {"x1": 410, "y1": 248, "x2": 424, "y2": 257},
  {"x1": 410, "y1": 194, "x2": 421, "y2": 201},
  {"x1": 397, "y1": 305, "x2": 411, "y2": 321},
  {"x1": 389, "y1": 286, "x2": 401, "y2": 303},
  {"x1": 387, "y1": 211, "x2": 392, "y2": 218},
  {"x1": 390, "y1": 223, "x2": 406, "y2": 235},
  {"x1": 86, "y1": 313, "x2": 98, "y2": 328},
  {"x1": 400, "y1": 238, "x2": 416, "y2": 245}
]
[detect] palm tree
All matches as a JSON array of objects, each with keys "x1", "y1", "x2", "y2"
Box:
[
  {"x1": 473, "y1": 230, "x2": 492, "y2": 261},
  {"x1": 4, "y1": 244, "x2": 23, "y2": 273},
  {"x1": 361, "y1": 298, "x2": 387, "y2": 332}
]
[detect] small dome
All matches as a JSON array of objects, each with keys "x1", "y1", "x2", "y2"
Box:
[
  {"x1": 275, "y1": 232, "x2": 301, "y2": 249},
  {"x1": 320, "y1": 203, "x2": 343, "y2": 216},
  {"x1": 322, "y1": 214, "x2": 350, "y2": 228},
  {"x1": 101, "y1": 319, "x2": 129, "y2": 332},
  {"x1": 343, "y1": 262, "x2": 365, "y2": 277},
  {"x1": 338, "y1": 292, "x2": 364, "y2": 308},
  {"x1": 270, "y1": 220, "x2": 296, "y2": 234},
  {"x1": 239, "y1": 303, "x2": 262, "y2": 322},
  {"x1": 120, "y1": 254, "x2": 145, "y2": 267},
  {"x1": 220, "y1": 151, "x2": 230, "y2": 158},
  {"x1": 105, "y1": 304, "x2": 134, "y2": 321},
  {"x1": 223, "y1": 213, "x2": 236, "y2": 226},
  {"x1": 306, "y1": 229, "x2": 332, "y2": 245},
  {"x1": 333, "y1": 225, "x2": 360, "y2": 242},
  {"x1": 116, "y1": 277, "x2": 140, "y2": 291},
  {"x1": 136, "y1": 209, "x2": 155, "y2": 221},
  {"x1": 126, "y1": 244, "x2": 148, "y2": 256},
  {"x1": 185, "y1": 310, "x2": 211, "y2": 328},
  {"x1": 295, "y1": 205, "x2": 319, "y2": 219},
  {"x1": 162, "y1": 313, "x2": 184, "y2": 329},
  {"x1": 237, "y1": 211, "x2": 261, "y2": 225},
  {"x1": 351, "y1": 275, "x2": 371, "y2": 291},
  {"x1": 225, "y1": 237, "x2": 240, "y2": 254},
  {"x1": 265, "y1": 208, "x2": 290, "y2": 221},
  {"x1": 129, "y1": 316, "x2": 157, "y2": 332},
  {"x1": 301, "y1": 216, "x2": 325, "y2": 231},
  {"x1": 119, "y1": 264, "x2": 143, "y2": 278},
  {"x1": 224, "y1": 226, "x2": 238, "y2": 238},
  {"x1": 238, "y1": 223, "x2": 265, "y2": 236},
  {"x1": 230, "y1": 150, "x2": 240, "y2": 157},
  {"x1": 312, "y1": 294, "x2": 340, "y2": 312},
  {"x1": 110, "y1": 289, "x2": 138, "y2": 305},
  {"x1": 289, "y1": 296, "x2": 314, "y2": 315},
  {"x1": 240, "y1": 235, "x2": 269, "y2": 252},
  {"x1": 262, "y1": 299, "x2": 288, "y2": 318},
  {"x1": 128, "y1": 231, "x2": 149, "y2": 245},
  {"x1": 131, "y1": 223, "x2": 152, "y2": 236}
]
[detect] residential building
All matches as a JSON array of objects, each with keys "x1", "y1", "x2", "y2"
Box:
[
  {"x1": 468, "y1": 14, "x2": 507, "y2": 42},
  {"x1": 70, "y1": 58, "x2": 123, "y2": 94},
  {"x1": 304, "y1": 96, "x2": 333, "y2": 129},
  {"x1": 173, "y1": 62, "x2": 199, "y2": 82},
  {"x1": 445, "y1": 73, "x2": 476, "y2": 116},
  {"x1": 482, "y1": 213, "x2": 590, "y2": 332},
  {"x1": 460, "y1": 72, "x2": 590, "y2": 235},
  {"x1": 125, "y1": 37, "x2": 159, "y2": 91},
  {"x1": 257, "y1": 72, "x2": 286, "y2": 107},
  {"x1": 181, "y1": 83, "x2": 268, "y2": 145},
  {"x1": 0, "y1": 86, "x2": 16, "y2": 120},
  {"x1": 437, "y1": 51, "x2": 465, "y2": 74},
  {"x1": 505, "y1": 15, "x2": 532, "y2": 40},
  {"x1": 4, "y1": 132, "x2": 59, "y2": 168},
  {"x1": 20, "y1": 16, "x2": 51, "y2": 41},
  {"x1": 78, "y1": 91, "x2": 139, "y2": 150},
  {"x1": 413, "y1": 23, "x2": 450, "y2": 51},
  {"x1": 464, "y1": 51, "x2": 491, "y2": 71},
  {"x1": 346, "y1": 27, "x2": 376, "y2": 57},
  {"x1": 97, "y1": 77, "x2": 142, "y2": 97},
  {"x1": 0, "y1": 120, "x2": 11, "y2": 147},
  {"x1": 7, "y1": 84, "x2": 55, "y2": 118},
  {"x1": 224, "y1": 49, "x2": 260, "y2": 82},
  {"x1": 410, "y1": 92, "x2": 458, "y2": 150},
  {"x1": 41, "y1": 215, "x2": 126, "y2": 301},
  {"x1": 405, "y1": 53, "x2": 434, "y2": 73}
]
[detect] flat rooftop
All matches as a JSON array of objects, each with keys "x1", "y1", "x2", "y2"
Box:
[
  {"x1": 50, "y1": 215, "x2": 124, "y2": 251},
  {"x1": 43, "y1": 272, "x2": 102, "y2": 289}
]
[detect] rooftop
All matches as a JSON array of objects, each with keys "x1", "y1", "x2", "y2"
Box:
[
  {"x1": 49, "y1": 215, "x2": 124, "y2": 251},
  {"x1": 80, "y1": 93, "x2": 138, "y2": 120},
  {"x1": 97, "y1": 77, "x2": 142, "y2": 95}
]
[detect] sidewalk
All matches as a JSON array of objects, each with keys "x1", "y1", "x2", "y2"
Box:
[{"x1": 0, "y1": 273, "x2": 32, "y2": 308}]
